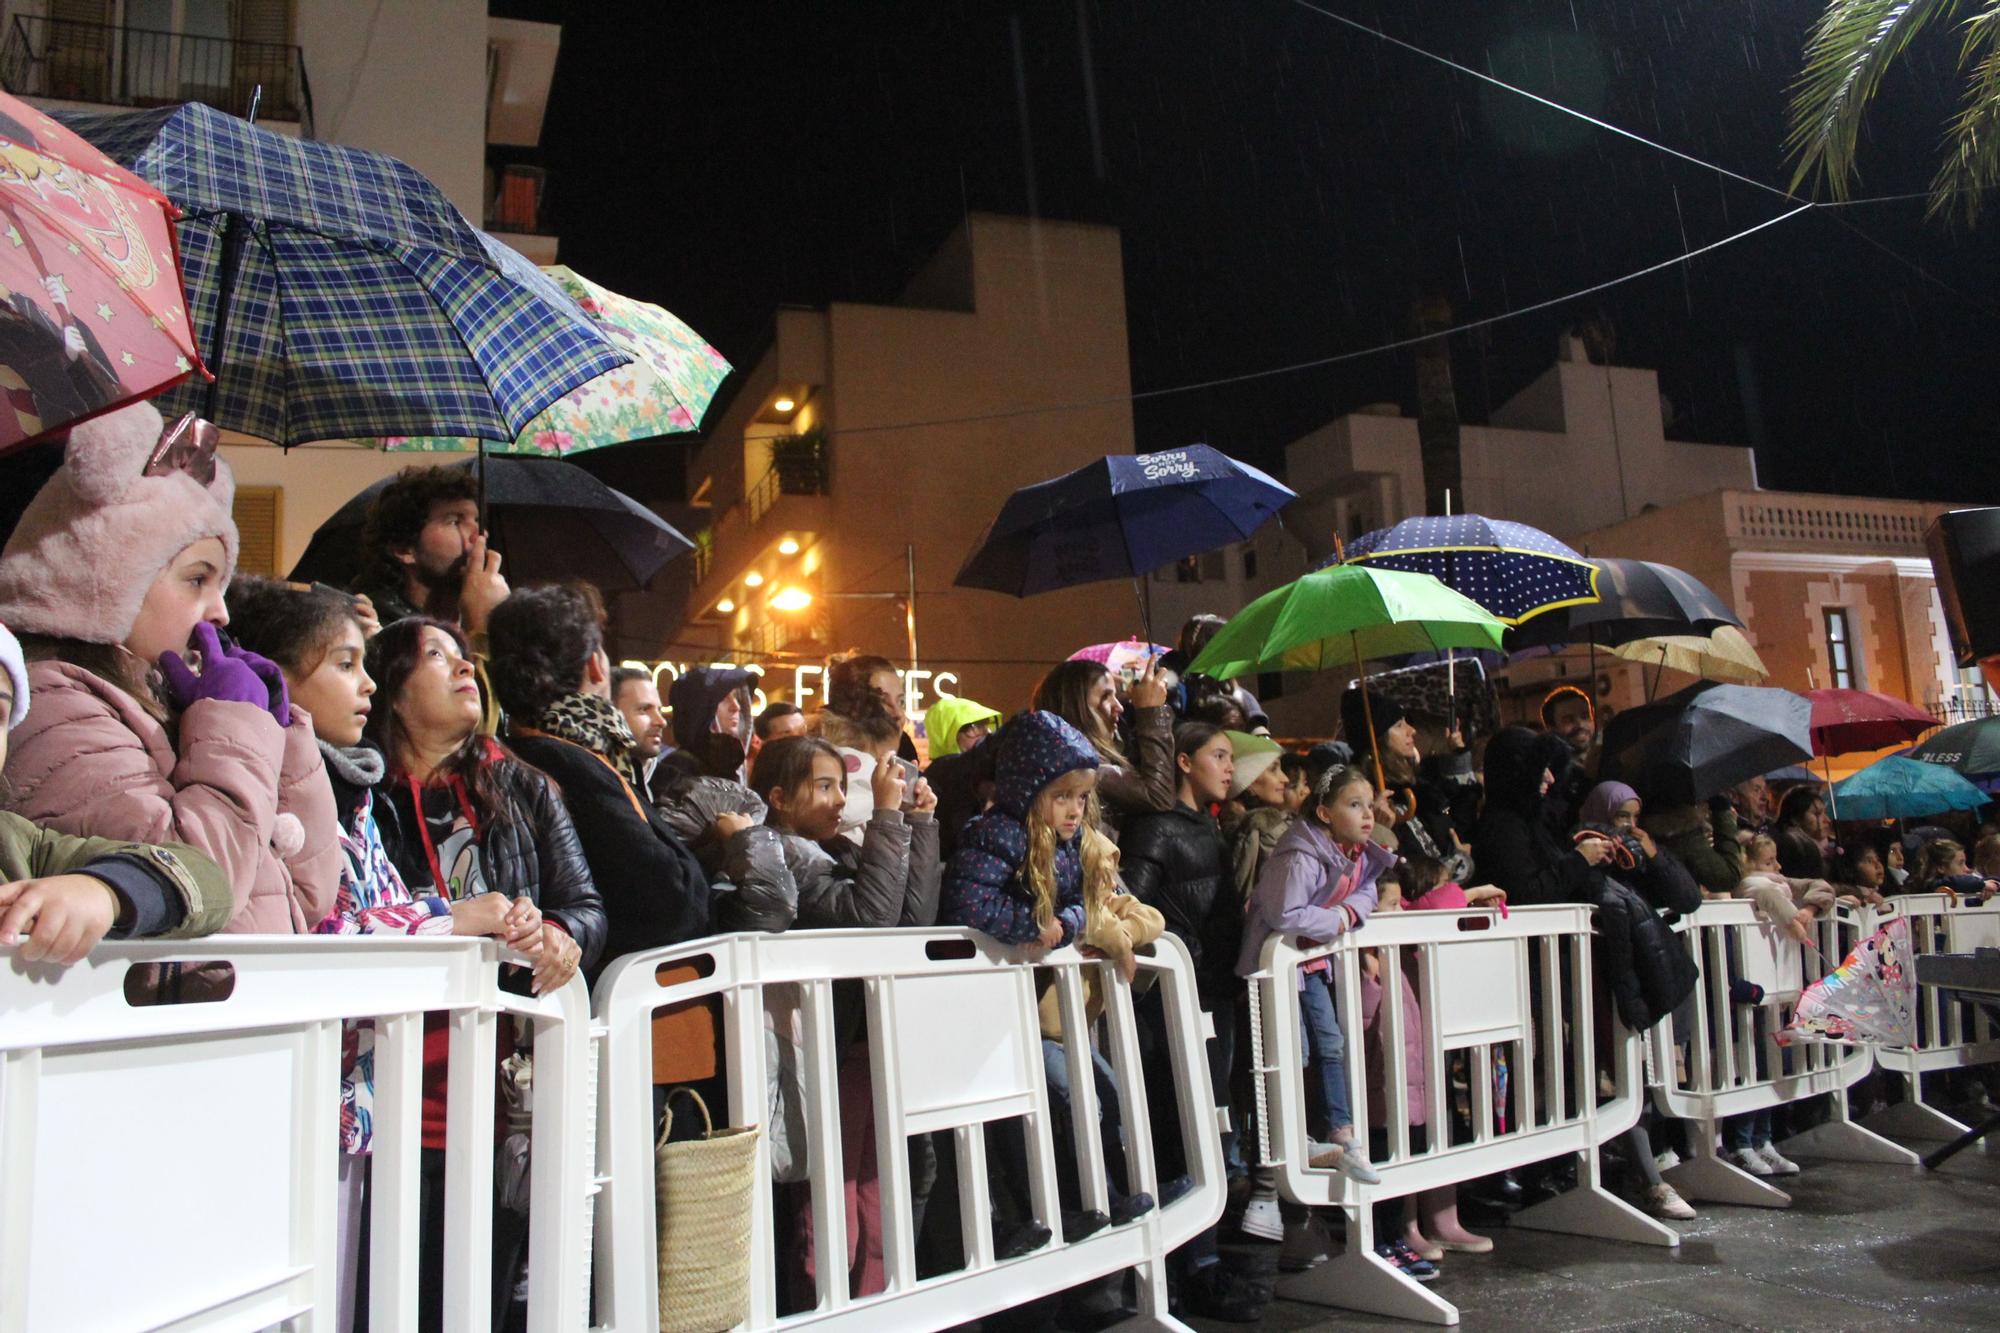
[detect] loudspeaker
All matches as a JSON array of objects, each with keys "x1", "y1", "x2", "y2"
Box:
[{"x1": 1926, "y1": 507, "x2": 2000, "y2": 666}]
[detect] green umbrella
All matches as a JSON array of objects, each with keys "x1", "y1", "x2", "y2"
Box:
[
  {"x1": 1189, "y1": 566, "x2": 1505, "y2": 788},
  {"x1": 1188, "y1": 565, "x2": 1506, "y2": 679}
]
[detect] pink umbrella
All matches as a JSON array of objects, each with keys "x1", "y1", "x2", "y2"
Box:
[
  {"x1": 1069, "y1": 640, "x2": 1169, "y2": 678},
  {"x1": 1806, "y1": 688, "x2": 1939, "y2": 757}
]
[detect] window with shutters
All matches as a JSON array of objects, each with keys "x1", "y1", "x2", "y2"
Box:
[
  {"x1": 233, "y1": 485, "x2": 283, "y2": 577},
  {"x1": 1823, "y1": 607, "x2": 1855, "y2": 691}
]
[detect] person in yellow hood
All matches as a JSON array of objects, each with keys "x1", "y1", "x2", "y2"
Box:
[{"x1": 923, "y1": 696, "x2": 1001, "y2": 760}]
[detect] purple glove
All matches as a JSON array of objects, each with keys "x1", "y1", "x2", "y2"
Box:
[
  {"x1": 157, "y1": 623, "x2": 288, "y2": 723},
  {"x1": 225, "y1": 638, "x2": 290, "y2": 722}
]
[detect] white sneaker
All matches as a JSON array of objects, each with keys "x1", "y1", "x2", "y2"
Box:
[
  {"x1": 1653, "y1": 1148, "x2": 1682, "y2": 1173},
  {"x1": 1643, "y1": 1183, "x2": 1697, "y2": 1220},
  {"x1": 1725, "y1": 1148, "x2": 1775, "y2": 1177},
  {"x1": 1308, "y1": 1138, "x2": 1382, "y2": 1184},
  {"x1": 1755, "y1": 1143, "x2": 1801, "y2": 1176},
  {"x1": 1239, "y1": 1195, "x2": 1283, "y2": 1241}
]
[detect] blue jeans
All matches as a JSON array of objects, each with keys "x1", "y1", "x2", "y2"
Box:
[
  {"x1": 1042, "y1": 1038, "x2": 1129, "y2": 1209},
  {"x1": 1298, "y1": 970, "x2": 1353, "y2": 1137},
  {"x1": 1726, "y1": 1107, "x2": 1773, "y2": 1151}
]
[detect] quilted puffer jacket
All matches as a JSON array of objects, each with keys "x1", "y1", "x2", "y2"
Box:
[
  {"x1": 4, "y1": 659, "x2": 339, "y2": 933},
  {"x1": 941, "y1": 710, "x2": 1100, "y2": 947},
  {"x1": 375, "y1": 746, "x2": 607, "y2": 971},
  {"x1": 1123, "y1": 801, "x2": 1239, "y2": 1003},
  {"x1": 716, "y1": 808, "x2": 940, "y2": 933}
]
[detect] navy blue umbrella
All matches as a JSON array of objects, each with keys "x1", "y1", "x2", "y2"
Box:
[
  {"x1": 1334, "y1": 513, "x2": 1599, "y2": 626},
  {"x1": 953, "y1": 445, "x2": 1295, "y2": 625}
]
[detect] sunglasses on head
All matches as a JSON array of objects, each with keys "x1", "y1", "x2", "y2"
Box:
[{"x1": 142, "y1": 412, "x2": 219, "y2": 486}]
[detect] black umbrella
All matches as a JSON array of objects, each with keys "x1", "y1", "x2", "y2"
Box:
[
  {"x1": 1906, "y1": 718, "x2": 2000, "y2": 783},
  {"x1": 1599, "y1": 681, "x2": 1813, "y2": 806},
  {"x1": 1505, "y1": 558, "x2": 1741, "y2": 651},
  {"x1": 287, "y1": 456, "x2": 691, "y2": 595}
]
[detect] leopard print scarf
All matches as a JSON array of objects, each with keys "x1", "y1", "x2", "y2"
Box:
[{"x1": 538, "y1": 692, "x2": 641, "y2": 788}]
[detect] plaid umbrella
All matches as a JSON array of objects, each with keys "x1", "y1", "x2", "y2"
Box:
[
  {"x1": 1335, "y1": 513, "x2": 1599, "y2": 626},
  {"x1": 56, "y1": 102, "x2": 626, "y2": 445},
  {"x1": 373, "y1": 265, "x2": 731, "y2": 454}
]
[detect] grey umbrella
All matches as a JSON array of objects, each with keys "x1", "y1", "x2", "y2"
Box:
[{"x1": 287, "y1": 455, "x2": 691, "y2": 595}]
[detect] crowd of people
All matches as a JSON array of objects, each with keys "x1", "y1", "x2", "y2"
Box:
[{"x1": 1, "y1": 400, "x2": 1994, "y2": 1328}]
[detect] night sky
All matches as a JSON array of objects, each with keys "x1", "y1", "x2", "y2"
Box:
[{"x1": 497, "y1": 0, "x2": 2000, "y2": 508}]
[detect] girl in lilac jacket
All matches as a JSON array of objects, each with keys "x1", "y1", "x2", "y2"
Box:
[{"x1": 1238, "y1": 764, "x2": 1390, "y2": 1190}]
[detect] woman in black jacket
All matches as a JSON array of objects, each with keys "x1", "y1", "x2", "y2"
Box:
[
  {"x1": 364, "y1": 614, "x2": 606, "y2": 1331},
  {"x1": 1472, "y1": 727, "x2": 1616, "y2": 905},
  {"x1": 366, "y1": 616, "x2": 605, "y2": 983},
  {"x1": 485, "y1": 582, "x2": 711, "y2": 979}
]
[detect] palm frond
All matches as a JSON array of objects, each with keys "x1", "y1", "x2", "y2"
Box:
[
  {"x1": 1786, "y1": 0, "x2": 1964, "y2": 198},
  {"x1": 1929, "y1": 6, "x2": 2000, "y2": 222}
]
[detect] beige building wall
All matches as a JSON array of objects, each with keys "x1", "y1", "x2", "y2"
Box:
[{"x1": 644, "y1": 215, "x2": 1142, "y2": 718}]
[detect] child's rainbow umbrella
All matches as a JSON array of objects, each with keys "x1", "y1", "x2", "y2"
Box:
[{"x1": 1785, "y1": 916, "x2": 1917, "y2": 1047}]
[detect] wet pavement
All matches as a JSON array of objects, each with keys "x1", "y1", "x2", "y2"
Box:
[{"x1": 1194, "y1": 1142, "x2": 2000, "y2": 1331}]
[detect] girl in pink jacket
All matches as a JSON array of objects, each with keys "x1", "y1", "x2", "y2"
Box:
[{"x1": 0, "y1": 401, "x2": 339, "y2": 934}]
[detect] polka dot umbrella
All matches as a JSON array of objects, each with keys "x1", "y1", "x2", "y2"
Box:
[{"x1": 1332, "y1": 513, "x2": 1600, "y2": 627}]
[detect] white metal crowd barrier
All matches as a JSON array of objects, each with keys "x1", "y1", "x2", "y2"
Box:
[
  {"x1": 1249, "y1": 904, "x2": 1676, "y2": 1327},
  {"x1": 591, "y1": 928, "x2": 1225, "y2": 1333},
  {"x1": 1865, "y1": 892, "x2": 2000, "y2": 1143},
  {"x1": 1647, "y1": 899, "x2": 1917, "y2": 1210},
  {"x1": 0, "y1": 936, "x2": 595, "y2": 1333}
]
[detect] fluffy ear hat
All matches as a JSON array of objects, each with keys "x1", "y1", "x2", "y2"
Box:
[{"x1": 0, "y1": 401, "x2": 237, "y2": 645}]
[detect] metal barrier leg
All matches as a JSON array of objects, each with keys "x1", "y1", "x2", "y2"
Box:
[
  {"x1": 1511, "y1": 1148, "x2": 1680, "y2": 1246},
  {"x1": 1661, "y1": 1130, "x2": 1791, "y2": 1208}
]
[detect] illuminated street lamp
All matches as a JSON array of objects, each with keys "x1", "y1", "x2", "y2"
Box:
[{"x1": 770, "y1": 586, "x2": 814, "y2": 612}]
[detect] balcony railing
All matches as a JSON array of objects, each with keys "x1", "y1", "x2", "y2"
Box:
[
  {"x1": 1725, "y1": 491, "x2": 1941, "y2": 554},
  {"x1": 1, "y1": 14, "x2": 313, "y2": 134}
]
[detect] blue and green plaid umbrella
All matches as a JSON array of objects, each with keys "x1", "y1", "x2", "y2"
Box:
[
  {"x1": 56, "y1": 102, "x2": 626, "y2": 446},
  {"x1": 1333, "y1": 513, "x2": 1600, "y2": 626}
]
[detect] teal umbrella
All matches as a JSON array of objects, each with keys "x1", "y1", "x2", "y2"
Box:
[{"x1": 1832, "y1": 756, "x2": 1990, "y2": 821}]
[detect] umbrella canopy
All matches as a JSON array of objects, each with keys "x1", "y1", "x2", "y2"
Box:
[
  {"x1": 954, "y1": 444, "x2": 1294, "y2": 597},
  {"x1": 1505, "y1": 558, "x2": 1741, "y2": 650},
  {"x1": 0, "y1": 94, "x2": 203, "y2": 451},
  {"x1": 1069, "y1": 640, "x2": 1170, "y2": 675},
  {"x1": 59, "y1": 102, "x2": 626, "y2": 445},
  {"x1": 1831, "y1": 756, "x2": 1989, "y2": 821},
  {"x1": 1335, "y1": 513, "x2": 1598, "y2": 626},
  {"x1": 1599, "y1": 681, "x2": 1814, "y2": 806},
  {"x1": 1805, "y1": 688, "x2": 1939, "y2": 757},
  {"x1": 1185, "y1": 565, "x2": 1506, "y2": 680},
  {"x1": 287, "y1": 456, "x2": 691, "y2": 595},
  {"x1": 1610, "y1": 626, "x2": 1769, "y2": 684},
  {"x1": 1905, "y1": 717, "x2": 2000, "y2": 781},
  {"x1": 370, "y1": 265, "x2": 731, "y2": 454}
]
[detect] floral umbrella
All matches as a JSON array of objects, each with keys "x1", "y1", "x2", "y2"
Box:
[{"x1": 374, "y1": 264, "x2": 730, "y2": 454}]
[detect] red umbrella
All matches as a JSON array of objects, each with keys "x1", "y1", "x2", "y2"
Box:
[
  {"x1": 0, "y1": 92, "x2": 203, "y2": 453},
  {"x1": 1806, "y1": 687, "x2": 1939, "y2": 756}
]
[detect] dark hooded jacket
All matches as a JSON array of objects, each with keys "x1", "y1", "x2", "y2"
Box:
[
  {"x1": 656, "y1": 666, "x2": 756, "y2": 788},
  {"x1": 923, "y1": 732, "x2": 997, "y2": 862},
  {"x1": 1471, "y1": 726, "x2": 1603, "y2": 907},
  {"x1": 941, "y1": 711, "x2": 1098, "y2": 947}
]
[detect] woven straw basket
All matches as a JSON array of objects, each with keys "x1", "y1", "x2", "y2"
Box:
[{"x1": 656, "y1": 1088, "x2": 760, "y2": 1333}]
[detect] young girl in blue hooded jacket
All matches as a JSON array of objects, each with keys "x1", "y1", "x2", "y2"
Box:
[{"x1": 942, "y1": 711, "x2": 1165, "y2": 1240}]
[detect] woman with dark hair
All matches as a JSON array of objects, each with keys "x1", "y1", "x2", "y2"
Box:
[
  {"x1": 1031, "y1": 657, "x2": 1175, "y2": 834},
  {"x1": 1774, "y1": 786, "x2": 1832, "y2": 880},
  {"x1": 812, "y1": 652, "x2": 931, "y2": 839},
  {"x1": 1341, "y1": 686, "x2": 1473, "y2": 881},
  {"x1": 365, "y1": 613, "x2": 605, "y2": 1330},
  {"x1": 485, "y1": 582, "x2": 711, "y2": 973}
]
